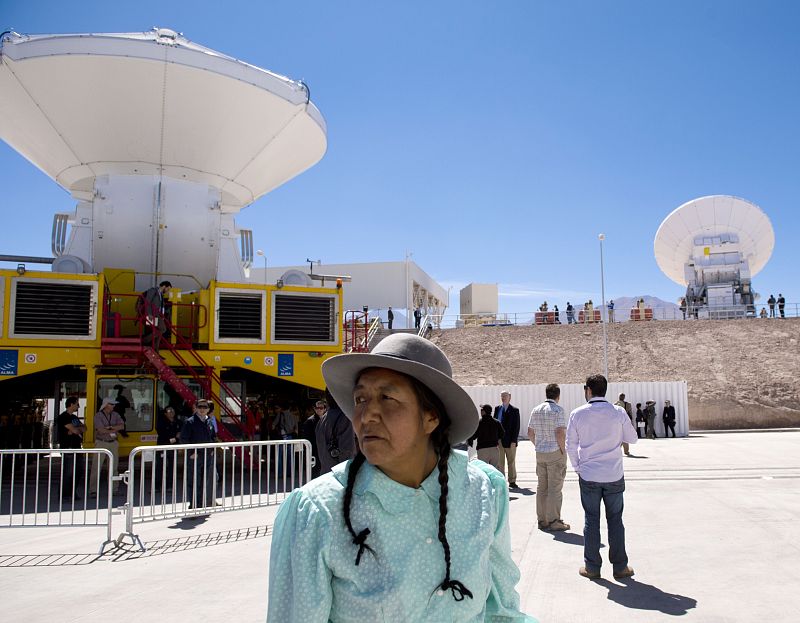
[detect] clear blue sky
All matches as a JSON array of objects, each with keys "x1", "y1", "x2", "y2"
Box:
[{"x1": 2, "y1": 1, "x2": 798, "y2": 313}]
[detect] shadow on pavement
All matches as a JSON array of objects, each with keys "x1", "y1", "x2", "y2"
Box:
[
  {"x1": 0, "y1": 525, "x2": 271, "y2": 567},
  {"x1": 510, "y1": 486, "x2": 535, "y2": 496},
  {"x1": 625, "y1": 454, "x2": 649, "y2": 459},
  {"x1": 109, "y1": 524, "x2": 271, "y2": 561},
  {"x1": 169, "y1": 515, "x2": 211, "y2": 530},
  {"x1": 0, "y1": 553, "x2": 101, "y2": 567},
  {"x1": 596, "y1": 577, "x2": 697, "y2": 615},
  {"x1": 550, "y1": 530, "x2": 583, "y2": 546}
]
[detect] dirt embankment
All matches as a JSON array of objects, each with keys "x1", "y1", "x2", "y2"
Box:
[{"x1": 430, "y1": 318, "x2": 800, "y2": 429}]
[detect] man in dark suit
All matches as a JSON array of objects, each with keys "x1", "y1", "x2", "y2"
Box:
[
  {"x1": 662, "y1": 400, "x2": 677, "y2": 438},
  {"x1": 387, "y1": 306, "x2": 394, "y2": 330},
  {"x1": 494, "y1": 390, "x2": 521, "y2": 488}
]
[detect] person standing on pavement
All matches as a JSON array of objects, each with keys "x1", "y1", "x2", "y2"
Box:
[
  {"x1": 89, "y1": 397, "x2": 125, "y2": 496},
  {"x1": 567, "y1": 374, "x2": 638, "y2": 580},
  {"x1": 662, "y1": 400, "x2": 677, "y2": 438},
  {"x1": 315, "y1": 390, "x2": 357, "y2": 475},
  {"x1": 57, "y1": 396, "x2": 86, "y2": 500},
  {"x1": 635, "y1": 403, "x2": 645, "y2": 438},
  {"x1": 387, "y1": 306, "x2": 394, "y2": 330},
  {"x1": 614, "y1": 393, "x2": 634, "y2": 456},
  {"x1": 180, "y1": 398, "x2": 217, "y2": 509},
  {"x1": 155, "y1": 406, "x2": 181, "y2": 490},
  {"x1": 467, "y1": 404, "x2": 505, "y2": 469},
  {"x1": 268, "y1": 333, "x2": 535, "y2": 622},
  {"x1": 528, "y1": 384, "x2": 569, "y2": 532},
  {"x1": 494, "y1": 391, "x2": 521, "y2": 488},
  {"x1": 303, "y1": 400, "x2": 325, "y2": 479},
  {"x1": 645, "y1": 401, "x2": 657, "y2": 439}
]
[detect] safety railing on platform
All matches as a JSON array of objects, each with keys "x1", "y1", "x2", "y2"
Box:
[
  {"x1": 344, "y1": 310, "x2": 370, "y2": 352},
  {"x1": 366, "y1": 315, "x2": 382, "y2": 348},
  {"x1": 425, "y1": 303, "x2": 800, "y2": 328},
  {"x1": 418, "y1": 314, "x2": 433, "y2": 337},
  {"x1": 116, "y1": 439, "x2": 312, "y2": 551},
  {"x1": 102, "y1": 290, "x2": 208, "y2": 346},
  {"x1": 101, "y1": 289, "x2": 256, "y2": 438},
  {"x1": 0, "y1": 449, "x2": 117, "y2": 554}
]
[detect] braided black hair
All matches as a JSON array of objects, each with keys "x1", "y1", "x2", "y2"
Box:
[
  {"x1": 341, "y1": 371, "x2": 473, "y2": 602},
  {"x1": 342, "y1": 452, "x2": 374, "y2": 565}
]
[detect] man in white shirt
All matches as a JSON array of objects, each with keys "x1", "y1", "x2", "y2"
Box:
[
  {"x1": 528, "y1": 383, "x2": 569, "y2": 531},
  {"x1": 567, "y1": 374, "x2": 638, "y2": 580}
]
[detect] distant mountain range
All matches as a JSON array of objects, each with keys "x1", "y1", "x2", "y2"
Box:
[
  {"x1": 606, "y1": 296, "x2": 680, "y2": 310},
  {"x1": 601, "y1": 296, "x2": 681, "y2": 322}
]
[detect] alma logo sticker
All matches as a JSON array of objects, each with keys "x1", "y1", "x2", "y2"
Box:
[
  {"x1": 278, "y1": 354, "x2": 294, "y2": 377},
  {"x1": 0, "y1": 350, "x2": 17, "y2": 376}
]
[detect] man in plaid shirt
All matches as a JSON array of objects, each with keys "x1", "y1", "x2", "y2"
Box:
[{"x1": 527, "y1": 383, "x2": 569, "y2": 531}]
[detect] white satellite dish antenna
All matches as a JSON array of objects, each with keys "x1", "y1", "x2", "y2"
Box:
[
  {"x1": 279, "y1": 269, "x2": 313, "y2": 287},
  {"x1": 653, "y1": 195, "x2": 774, "y2": 318},
  {"x1": 0, "y1": 29, "x2": 327, "y2": 288},
  {"x1": 654, "y1": 195, "x2": 774, "y2": 286}
]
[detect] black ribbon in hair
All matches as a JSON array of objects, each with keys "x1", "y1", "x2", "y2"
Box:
[
  {"x1": 352, "y1": 528, "x2": 372, "y2": 565},
  {"x1": 441, "y1": 579, "x2": 474, "y2": 601}
]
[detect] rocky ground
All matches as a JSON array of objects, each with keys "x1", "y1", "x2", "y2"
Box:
[{"x1": 430, "y1": 318, "x2": 800, "y2": 429}]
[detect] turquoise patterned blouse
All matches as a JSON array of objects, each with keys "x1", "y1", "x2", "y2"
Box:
[{"x1": 267, "y1": 450, "x2": 537, "y2": 622}]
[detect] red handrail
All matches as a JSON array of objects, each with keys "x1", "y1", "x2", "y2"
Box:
[
  {"x1": 101, "y1": 291, "x2": 254, "y2": 438},
  {"x1": 343, "y1": 310, "x2": 369, "y2": 352}
]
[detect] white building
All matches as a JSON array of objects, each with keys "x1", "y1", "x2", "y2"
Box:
[
  {"x1": 460, "y1": 283, "x2": 498, "y2": 315},
  {"x1": 251, "y1": 260, "x2": 448, "y2": 329}
]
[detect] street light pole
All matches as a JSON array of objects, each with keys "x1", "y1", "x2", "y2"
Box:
[
  {"x1": 256, "y1": 249, "x2": 266, "y2": 285},
  {"x1": 598, "y1": 233, "x2": 609, "y2": 379},
  {"x1": 405, "y1": 250, "x2": 412, "y2": 329}
]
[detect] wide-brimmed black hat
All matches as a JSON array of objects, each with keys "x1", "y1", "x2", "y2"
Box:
[{"x1": 322, "y1": 333, "x2": 479, "y2": 444}]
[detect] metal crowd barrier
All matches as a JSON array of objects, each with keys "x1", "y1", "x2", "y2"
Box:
[
  {"x1": 0, "y1": 448, "x2": 117, "y2": 554},
  {"x1": 116, "y1": 439, "x2": 312, "y2": 551}
]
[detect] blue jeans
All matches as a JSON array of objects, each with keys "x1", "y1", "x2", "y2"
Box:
[{"x1": 579, "y1": 476, "x2": 628, "y2": 573}]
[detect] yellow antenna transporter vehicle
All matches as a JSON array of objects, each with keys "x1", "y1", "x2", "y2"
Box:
[{"x1": 0, "y1": 29, "x2": 347, "y2": 452}]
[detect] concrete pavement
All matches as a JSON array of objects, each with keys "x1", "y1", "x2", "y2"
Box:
[{"x1": 1, "y1": 430, "x2": 799, "y2": 622}]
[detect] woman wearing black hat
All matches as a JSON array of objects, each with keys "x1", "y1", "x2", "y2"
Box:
[{"x1": 267, "y1": 334, "x2": 535, "y2": 622}]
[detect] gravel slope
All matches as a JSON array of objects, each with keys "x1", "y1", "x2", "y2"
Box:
[{"x1": 430, "y1": 318, "x2": 800, "y2": 428}]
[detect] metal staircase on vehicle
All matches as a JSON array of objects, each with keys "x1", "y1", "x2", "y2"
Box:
[{"x1": 100, "y1": 295, "x2": 256, "y2": 445}]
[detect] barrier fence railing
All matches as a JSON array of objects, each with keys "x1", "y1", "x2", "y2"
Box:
[
  {"x1": 0, "y1": 448, "x2": 117, "y2": 554},
  {"x1": 426, "y1": 303, "x2": 799, "y2": 329},
  {"x1": 116, "y1": 439, "x2": 312, "y2": 551}
]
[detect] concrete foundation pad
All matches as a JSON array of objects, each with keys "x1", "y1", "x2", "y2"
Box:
[{"x1": 1, "y1": 431, "x2": 799, "y2": 622}]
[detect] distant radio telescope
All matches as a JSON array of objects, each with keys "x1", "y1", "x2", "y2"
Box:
[{"x1": 653, "y1": 195, "x2": 774, "y2": 319}]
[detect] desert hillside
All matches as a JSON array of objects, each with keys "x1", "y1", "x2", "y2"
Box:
[{"x1": 430, "y1": 318, "x2": 800, "y2": 429}]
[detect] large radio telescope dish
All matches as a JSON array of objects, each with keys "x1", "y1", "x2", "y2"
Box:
[
  {"x1": 0, "y1": 29, "x2": 327, "y2": 210},
  {"x1": 654, "y1": 195, "x2": 774, "y2": 287}
]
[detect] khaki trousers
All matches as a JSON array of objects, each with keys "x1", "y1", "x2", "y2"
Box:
[
  {"x1": 89, "y1": 439, "x2": 119, "y2": 493},
  {"x1": 536, "y1": 450, "x2": 567, "y2": 525},
  {"x1": 498, "y1": 443, "x2": 518, "y2": 484},
  {"x1": 476, "y1": 446, "x2": 500, "y2": 470}
]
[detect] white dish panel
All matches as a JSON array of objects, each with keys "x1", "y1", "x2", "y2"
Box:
[
  {"x1": 654, "y1": 195, "x2": 774, "y2": 286},
  {"x1": 0, "y1": 30, "x2": 327, "y2": 211}
]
